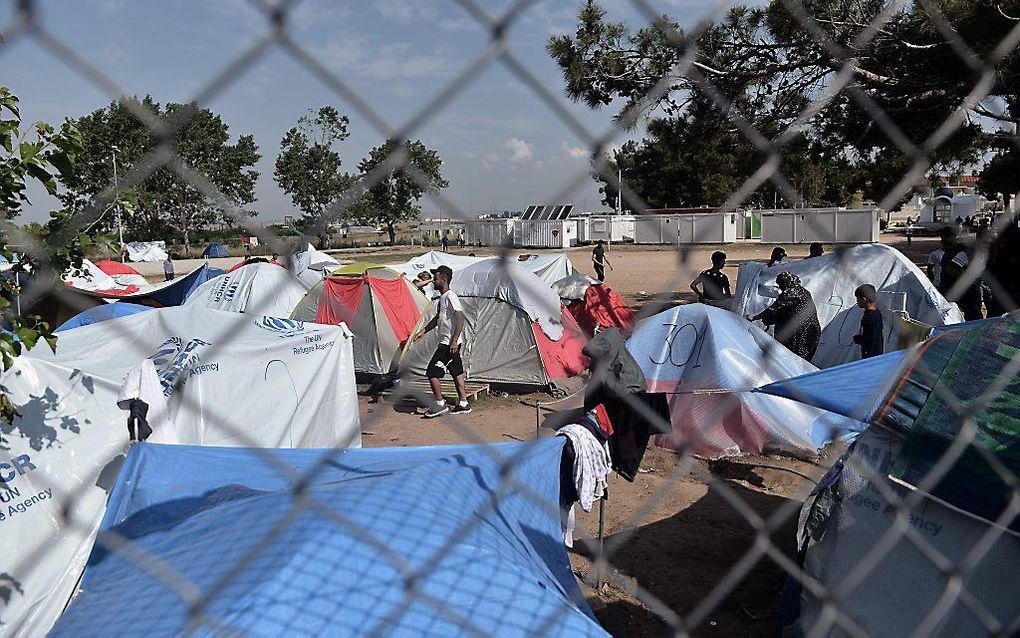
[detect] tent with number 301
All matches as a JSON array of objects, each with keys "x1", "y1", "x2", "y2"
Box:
[{"x1": 624, "y1": 304, "x2": 864, "y2": 457}]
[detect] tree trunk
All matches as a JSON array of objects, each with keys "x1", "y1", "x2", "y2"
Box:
[
  {"x1": 387, "y1": 222, "x2": 396, "y2": 246},
  {"x1": 1003, "y1": 191, "x2": 1012, "y2": 215},
  {"x1": 183, "y1": 223, "x2": 191, "y2": 258}
]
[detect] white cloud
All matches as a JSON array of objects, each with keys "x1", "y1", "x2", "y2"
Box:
[
  {"x1": 505, "y1": 138, "x2": 533, "y2": 163},
  {"x1": 561, "y1": 141, "x2": 588, "y2": 160},
  {"x1": 482, "y1": 152, "x2": 501, "y2": 169},
  {"x1": 316, "y1": 40, "x2": 456, "y2": 81}
]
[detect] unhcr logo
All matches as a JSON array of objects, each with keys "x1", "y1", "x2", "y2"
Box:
[
  {"x1": 149, "y1": 336, "x2": 213, "y2": 397},
  {"x1": 254, "y1": 317, "x2": 307, "y2": 339}
]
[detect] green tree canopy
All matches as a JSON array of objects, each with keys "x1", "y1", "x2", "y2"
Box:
[
  {"x1": 273, "y1": 106, "x2": 354, "y2": 247},
  {"x1": 61, "y1": 97, "x2": 260, "y2": 254},
  {"x1": 550, "y1": 0, "x2": 1015, "y2": 208},
  {"x1": 356, "y1": 139, "x2": 449, "y2": 246}
]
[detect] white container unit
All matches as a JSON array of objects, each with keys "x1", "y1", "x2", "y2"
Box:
[
  {"x1": 634, "y1": 213, "x2": 737, "y2": 244},
  {"x1": 515, "y1": 219, "x2": 578, "y2": 249},
  {"x1": 464, "y1": 219, "x2": 516, "y2": 247},
  {"x1": 585, "y1": 215, "x2": 635, "y2": 243},
  {"x1": 759, "y1": 208, "x2": 880, "y2": 244}
]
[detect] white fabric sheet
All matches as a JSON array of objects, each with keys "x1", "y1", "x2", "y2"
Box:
[
  {"x1": 450, "y1": 259, "x2": 565, "y2": 340},
  {"x1": 389, "y1": 251, "x2": 574, "y2": 286},
  {"x1": 125, "y1": 241, "x2": 168, "y2": 262},
  {"x1": 116, "y1": 359, "x2": 177, "y2": 445}
]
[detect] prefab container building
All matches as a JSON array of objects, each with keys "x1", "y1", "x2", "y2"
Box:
[
  {"x1": 758, "y1": 208, "x2": 880, "y2": 244},
  {"x1": 633, "y1": 212, "x2": 738, "y2": 245},
  {"x1": 464, "y1": 218, "x2": 515, "y2": 247},
  {"x1": 582, "y1": 215, "x2": 635, "y2": 243},
  {"x1": 515, "y1": 205, "x2": 579, "y2": 249}
]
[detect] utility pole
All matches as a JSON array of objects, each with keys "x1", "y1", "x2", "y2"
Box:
[
  {"x1": 112, "y1": 145, "x2": 124, "y2": 261},
  {"x1": 616, "y1": 165, "x2": 622, "y2": 215}
]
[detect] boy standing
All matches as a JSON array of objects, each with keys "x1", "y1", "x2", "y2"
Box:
[
  {"x1": 592, "y1": 240, "x2": 613, "y2": 282},
  {"x1": 690, "y1": 251, "x2": 731, "y2": 303},
  {"x1": 852, "y1": 284, "x2": 884, "y2": 359},
  {"x1": 412, "y1": 265, "x2": 471, "y2": 417}
]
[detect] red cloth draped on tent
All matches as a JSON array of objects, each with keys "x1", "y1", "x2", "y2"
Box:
[
  {"x1": 365, "y1": 276, "x2": 420, "y2": 344},
  {"x1": 568, "y1": 284, "x2": 635, "y2": 338},
  {"x1": 533, "y1": 308, "x2": 589, "y2": 380},
  {"x1": 95, "y1": 259, "x2": 143, "y2": 276},
  {"x1": 315, "y1": 278, "x2": 365, "y2": 327}
]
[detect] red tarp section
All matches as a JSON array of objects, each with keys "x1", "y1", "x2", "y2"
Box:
[
  {"x1": 365, "y1": 276, "x2": 421, "y2": 344},
  {"x1": 316, "y1": 278, "x2": 365, "y2": 328},
  {"x1": 567, "y1": 284, "x2": 635, "y2": 338},
  {"x1": 532, "y1": 307, "x2": 589, "y2": 380},
  {"x1": 95, "y1": 259, "x2": 143, "y2": 276}
]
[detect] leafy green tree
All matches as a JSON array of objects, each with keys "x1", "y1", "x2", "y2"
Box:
[
  {"x1": 979, "y1": 147, "x2": 1019, "y2": 212},
  {"x1": 0, "y1": 87, "x2": 112, "y2": 422},
  {"x1": 61, "y1": 97, "x2": 260, "y2": 254},
  {"x1": 356, "y1": 139, "x2": 449, "y2": 246},
  {"x1": 551, "y1": 0, "x2": 1014, "y2": 207},
  {"x1": 274, "y1": 106, "x2": 354, "y2": 247}
]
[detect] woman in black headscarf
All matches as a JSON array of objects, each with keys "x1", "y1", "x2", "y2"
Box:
[{"x1": 745, "y1": 271, "x2": 822, "y2": 361}]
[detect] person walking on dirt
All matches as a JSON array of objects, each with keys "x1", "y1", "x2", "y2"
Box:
[
  {"x1": 592, "y1": 240, "x2": 613, "y2": 282},
  {"x1": 412, "y1": 265, "x2": 471, "y2": 418}
]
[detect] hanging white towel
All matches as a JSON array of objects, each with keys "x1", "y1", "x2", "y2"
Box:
[
  {"x1": 557, "y1": 423, "x2": 610, "y2": 512},
  {"x1": 117, "y1": 359, "x2": 179, "y2": 445}
]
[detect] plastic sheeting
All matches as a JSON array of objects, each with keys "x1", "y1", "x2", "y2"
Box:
[
  {"x1": 452, "y1": 260, "x2": 565, "y2": 340},
  {"x1": 62, "y1": 259, "x2": 133, "y2": 294},
  {"x1": 793, "y1": 428, "x2": 1020, "y2": 635},
  {"x1": 733, "y1": 244, "x2": 963, "y2": 368},
  {"x1": 0, "y1": 305, "x2": 359, "y2": 635},
  {"x1": 389, "y1": 251, "x2": 575, "y2": 286},
  {"x1": 125, "y1": 241, "x2": 168, "y2": 262},
  {"x1": 626, "y1": 304, "x2": 863, "y2": 457},
  {"x1": 756, "y1": 349, "x2": 907, "y2": 422},
  {"x1": 568, "y1": 284, "x2": 635, "y2": 337},
  {"x1": 50, "y1": 439, "x2": 607, "y2": 637},
  {"x1": 290, "y1": 246, "x2": 341, "y2": 288},
  {"x1": 185, "y1": 263, "x2": 307, "y2": 318},
  {"x1": 95, "y1": 259, "x2": 150, "y2": 290},
  {"x1": 552, "y1": 273, "x2": 599, "y2": 301}
]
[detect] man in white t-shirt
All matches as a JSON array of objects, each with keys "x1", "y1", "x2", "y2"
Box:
[{"x1": 412, "y1": 265, "x2": 471, "y2": 417}]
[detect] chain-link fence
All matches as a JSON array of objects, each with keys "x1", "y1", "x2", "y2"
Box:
[{"x1": 2, "y1": 0, "x2": 1019, "y2": 635}]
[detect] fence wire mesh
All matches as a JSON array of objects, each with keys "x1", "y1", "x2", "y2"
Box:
[{"x1": 1, "y1": 0, "x2": 1019, "y2": 636}]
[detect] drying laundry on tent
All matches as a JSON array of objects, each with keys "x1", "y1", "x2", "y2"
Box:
[
  {"x1": 400, "y1": 259, "x2": 587, "y2": 389},
  {"x1": 0, "y1": 305, "x2": 359, "y2": 635},
  {"x1": 185, "y1": 262, "x2": 308, "y2": 318},
  {"x1": 291, "y1": 263, "x2": 427, "y2": 376},
  {"x1": 50, "y1": 439, "x2": 607, "y2": 637},
  {"x1": 389, "y1": 250, "x2": 575, "y2": 286},
  {"x1": 201, "y1": 242, "x2": 229, "y2": 258},
  {"x1": 768, "y1": 312, "x2": 1020, "y2": 635},
  {"x1": 552, "y1": 273, "x2": 635, "y2": 337},
  {"x1": 733, "y1": 243, "x2": 963, "y2": 368},
  {"x1": 625, "y1": 303, "x2": 863, "y2": 458},
  {"x1": 124, "y1": 241, "x2": 168, "y2": 262}
]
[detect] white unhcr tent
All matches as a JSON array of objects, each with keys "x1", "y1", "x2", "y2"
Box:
[
  {"x1": 185, "y1": 262, "x2": 308, "y2": 317},
  {"x1": 0, "y1": 306, "x2": 359, "y2": 635},
  {"x1": 733, "y1": 243, "x2": 963, "y2": 368},
  {"x1": 290, "y1": 245, "x2": 341, "y2": 288},
  {"x1": 389, "y1": 251, "x2": 574, "y2": 286},
  {"x1": 625, "y1": 304, "x2": 861, "y2": 457}
]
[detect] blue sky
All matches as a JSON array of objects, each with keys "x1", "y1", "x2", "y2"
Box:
[{"x1": 1, "y1": 0, "x2": 720, "y2": 223}]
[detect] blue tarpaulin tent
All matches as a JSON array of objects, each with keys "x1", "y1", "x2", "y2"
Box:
[
  {"x1": 755, "y1": 350, "x2": 907, "y2": 422},
  {"x1": 55, "y1": 302, "x2": 154, "y2": 332},
  {"x1": 202, "y1": 242, "x2": 229, "y2": 258},
  {"x1": 51, "y1": 440, "x2": 607, "y2": 637},
  {"x1": 144, "y1": 264, "x2": 224, "y2": 306}
]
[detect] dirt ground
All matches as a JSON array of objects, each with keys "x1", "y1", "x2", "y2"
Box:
[
  {"x1": 142, "y1": 233, "x2": 933, "y2": 635},
  {"x1": 338, "y1": 236, "x2": 930, "y2": 636}
]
